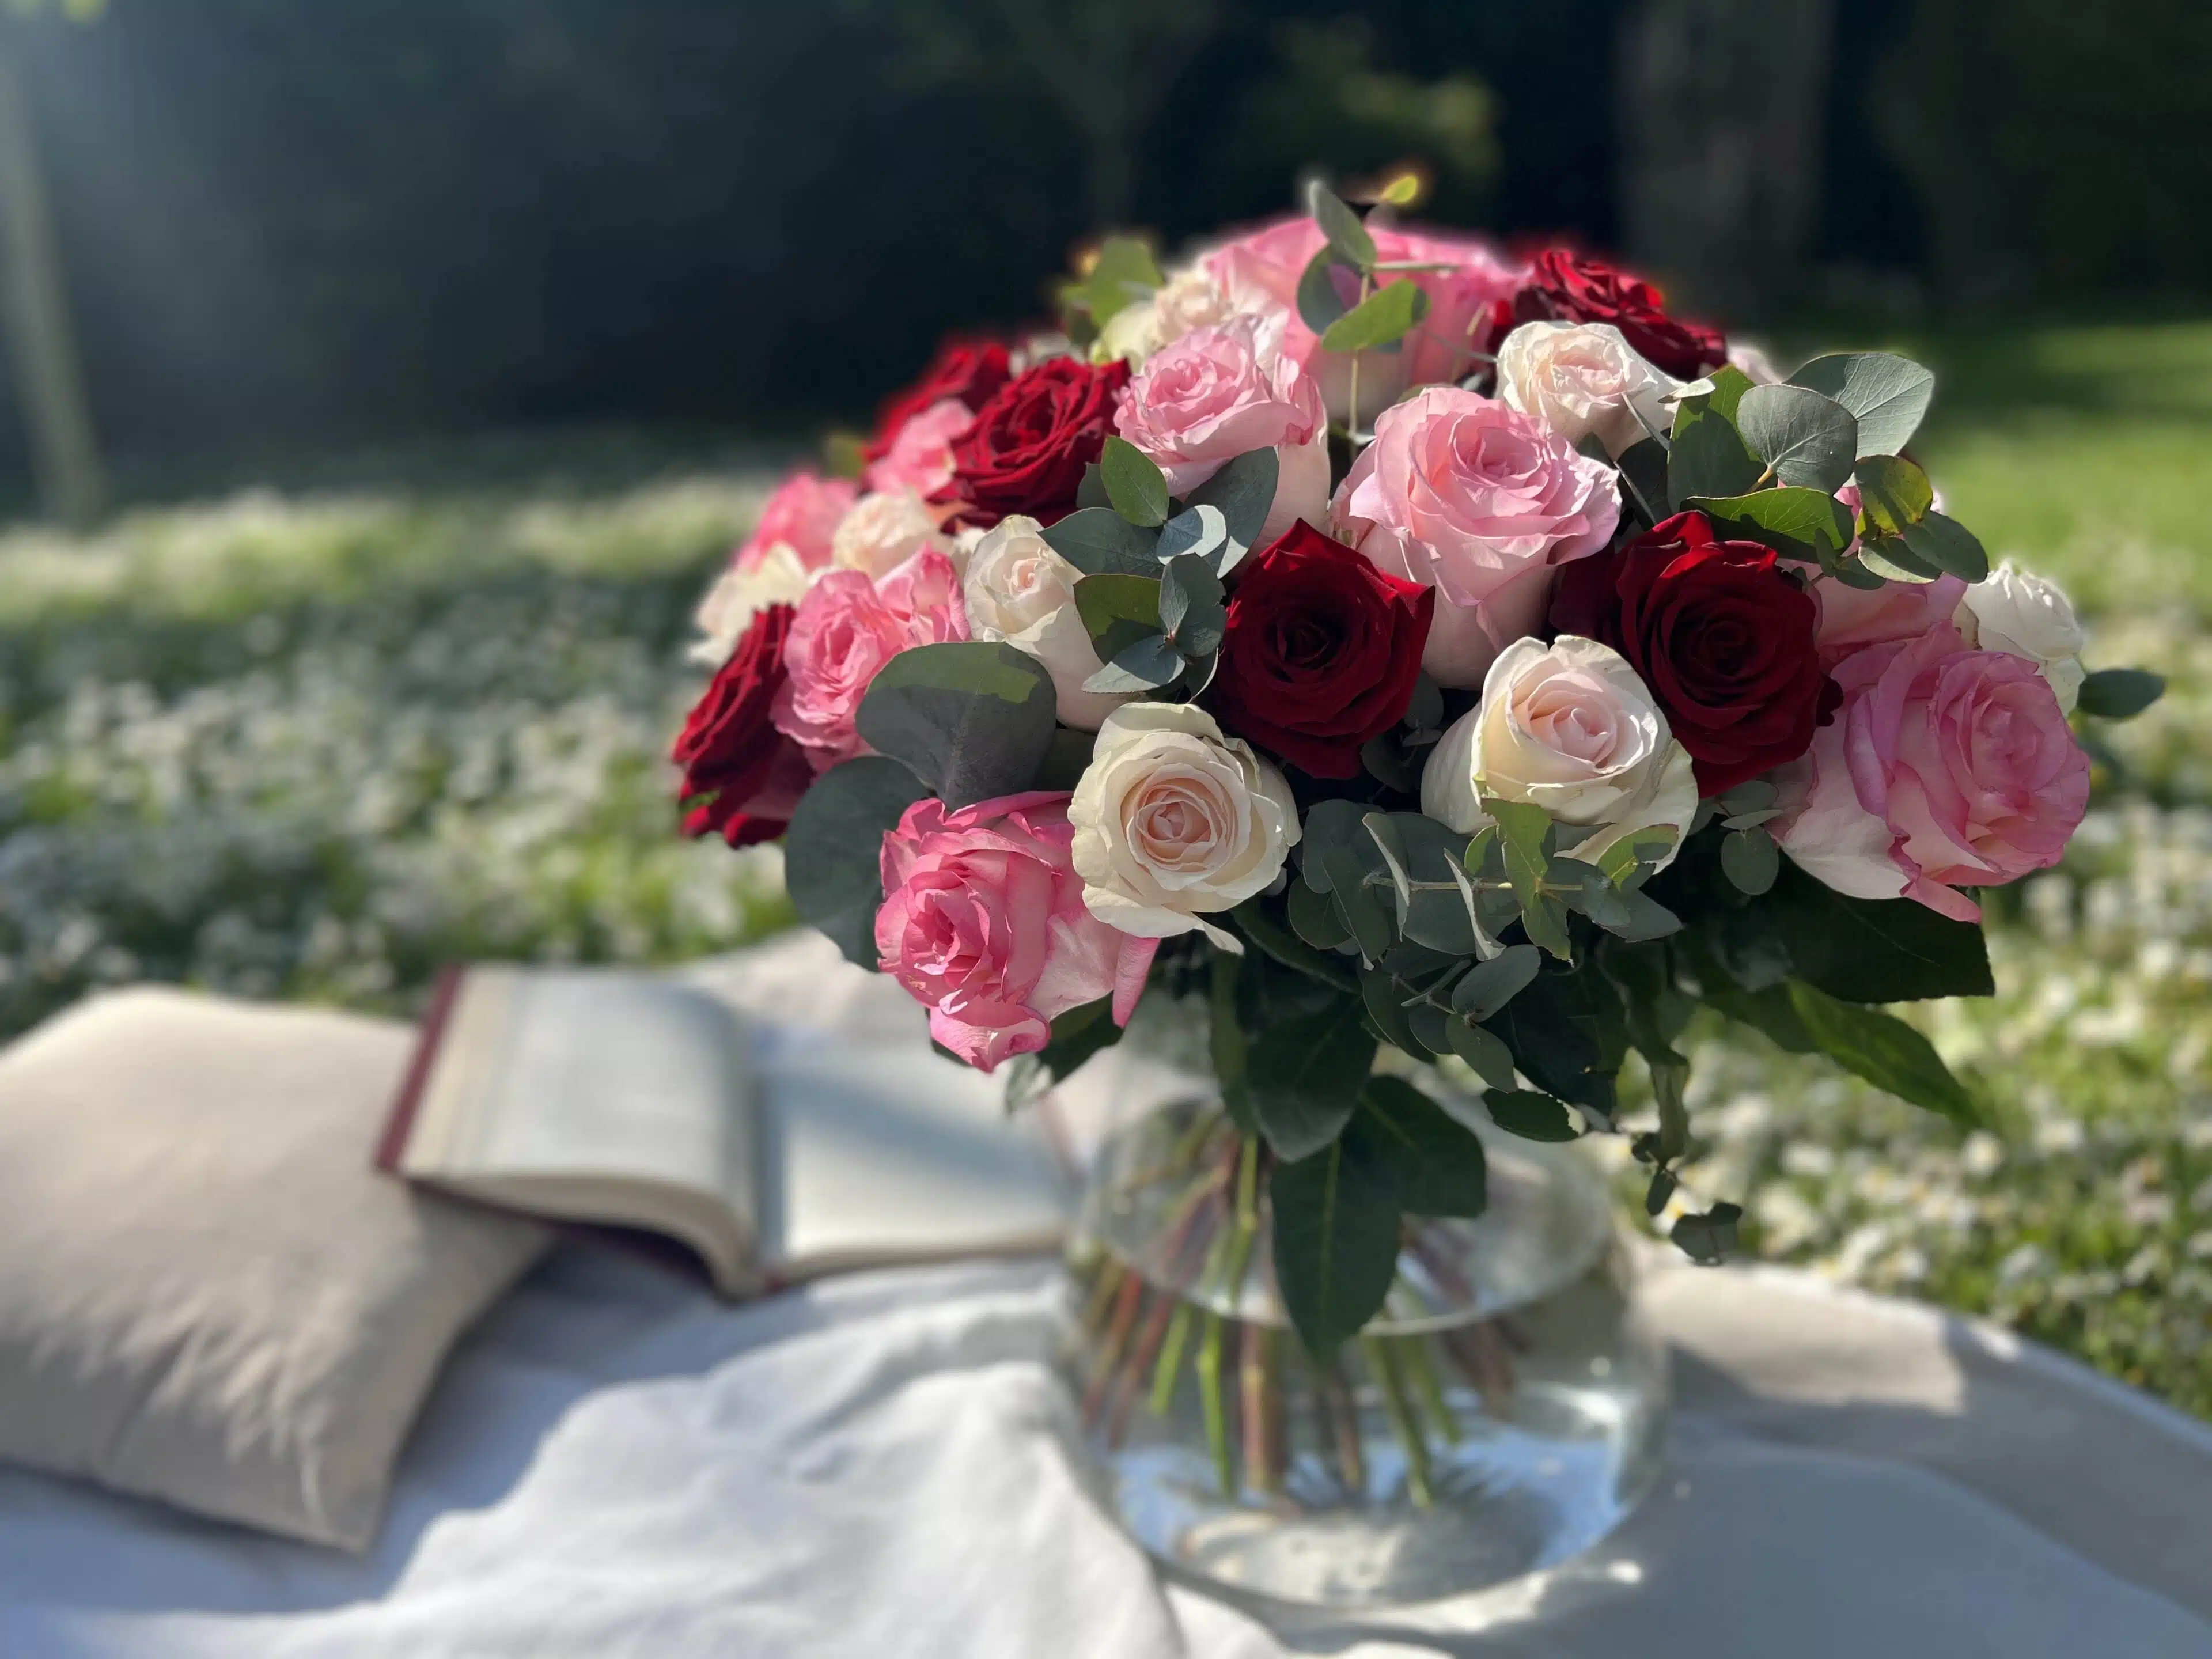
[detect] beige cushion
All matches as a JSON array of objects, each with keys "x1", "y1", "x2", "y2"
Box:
[{"x1": 0, "y1": 987, "x2": 550, "y2": 1550}]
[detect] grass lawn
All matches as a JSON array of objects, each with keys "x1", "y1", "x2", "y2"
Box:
[{"x1": 0, "y1": 319, "x2": 2205, "y2": 1414}]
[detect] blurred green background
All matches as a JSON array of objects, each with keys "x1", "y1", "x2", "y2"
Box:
[{"x1": 0, "y1": 1, "x2": 2205, "y2": 1412}]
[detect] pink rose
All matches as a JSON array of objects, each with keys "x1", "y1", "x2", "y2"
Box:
[
  {"x1": 772, "y1": 550, "x2": 968, "y2": 768},
  {"x1": 1202, "y1": 217, "x2": 1524, "y2": 423},
  {"x1": 736, "y1": 469, "x2": 855, "y2": 576},
  {"x1": 876, "y1": 791, "x2": 1159, "y2": 1071},
  {"x1": 863, "y1": 398, "x2": 974, "y2": 498},
  {"x1": 1812, "y1": 570, "x2": 1968, "y2": 669},
  {"x1": 1113, "y1": 313, "x2": 1327, "y2": 547},
  {"x1": 1772, "y1": 622, "x2": 2090, "y2": 922},
  {"x1": 1331, "y1": 387, "x2": 1620, "y2": 687}
]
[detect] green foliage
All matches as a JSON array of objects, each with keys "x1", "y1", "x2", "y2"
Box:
[
  {"x1": 1073, "y1": 573, "x2": 1163, "y2": 662},
  {"x1": 1785, "y1": 980, "x2": 1982, "y2": 1126},
  {"x1": 1353, "y1": 1075, "x2": 1487, "y2": 1218},
  {"x1": 1483, "y1": 1089, "x2": 1580, "y2": 1142},
  {"x1": 1734, "y1": 384, "x2": 1859, "y2": 494},
  {"x1": 1270, "y1": 1127, "x2": 1401, "y2": 1356},
  {"x1": 853, "y1": 641, "x2": 1058, "y2": 810},
  {"x1": 1788, "y1": 353, "x2": 1935, "y2": 457},
  {"x1": 783, "y1": 757, "x2": 929, "y2": 967},
  {"x1": 1099, "y1": 435, "x2": 1169, "y2": 527},
  {"x1": 1041, "y1": 507, "x2": 1160, "y2": 577},
  {"x1": 1318, "y1": 279, "x2": 1431, "y2": 354},
  {"x1": 2077, "y1": 668, "x2": 2167, "y2": 719},
  {"x1": 1244, "y1": 994, "x2": 1376, "y2": 1161}
]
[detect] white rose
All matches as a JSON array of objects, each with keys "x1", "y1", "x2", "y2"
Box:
[
  {"x1": 1725, "y1": 339, "x2": 1785, "y2": 385},
  {"x1": 960, "y1": 516, "x2": 1130, "y2": 732},
  {"x1": 687, "y1": 544, "x2": 813, "y2": 665},
  {"x1": 1070, "y1": 703, "x2": 1300, "y2": 948},
  {"x1": 830, "y1": 489, "x2": 956, "y2": 581},
  {"x1": 1421, "y1": 634, "x2": 1698, "y2": 871},
  {"x1": 1496, "y1": 321, "x2": 1681, "y2": 457},
  {"x1": 1953, "y1": 561, "x2": 2087, "y2": 714},
  {"x1": 1097, "y1": 267, "x2": 1239, "y2": 367}
]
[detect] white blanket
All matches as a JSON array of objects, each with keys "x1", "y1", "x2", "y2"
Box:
[{"x1": 0, "y1": 1246, "x2": 2208, "y2": 1658}]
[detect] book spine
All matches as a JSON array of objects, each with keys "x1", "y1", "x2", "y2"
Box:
[{"x1": 373, "y1": 963, "x2": 467, "y2": 1173}]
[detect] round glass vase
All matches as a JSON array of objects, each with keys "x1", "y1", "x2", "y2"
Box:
[{"x1": 1062, "y1": 1086, "x2": 1668, "y2": 1612}]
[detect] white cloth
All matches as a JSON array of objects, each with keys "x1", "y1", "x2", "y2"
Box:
[{"x1": 0, "y1": 1250, "x2": 2207, "y2": 1657}]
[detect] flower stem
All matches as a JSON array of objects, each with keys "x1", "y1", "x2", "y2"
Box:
[
  {"x1": 1197, "y1": 1312, "x2": 1233, "y2": 1495},
  {"x1": 1399, "y1": 1335, "x2": 1461, "y2": 1446},
  {"x1": 1363, "y1": 1335, "x2": 1435, "y2": 1508}
]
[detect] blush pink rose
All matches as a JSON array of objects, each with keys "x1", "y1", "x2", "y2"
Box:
[
  {"x1": 1331, "y1": 387, "x2": 1620, "y2": 687},
  {"x1": 772, "y1": 550, "x2": 968, "y2": 768},
  {"x1": 1202, "y1": 217, "x2": 1524, "y2": 423},
  {"x1": 876, "y1": 791, "x2": 1159, "y2": 1071},
  {"x1": 1113, "y1": 313, "x2": 1327, "y2": 546},
  {"x1": 1812, "y1": 570, "x2": 1969, "y2": 669},
  {"x1": 863, "y1": 397, "x2": 974, "y2": 498},
  {"x1": 1772, "y1": 622, "x2": 2090, "y2": 921},
  {"x1": 736, "y1": 469, "x2": 856, "y2": 575}
]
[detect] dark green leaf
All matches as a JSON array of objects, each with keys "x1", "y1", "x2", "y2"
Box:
[
  {"x1": 1319, "y1": 281, "x2": 1430, "y2": 354},
  {"x1": 855, "y1": 642, "x2": 1058, "y2": 810},
  {"x1": 1762, "y1": 855, "x2": 1994, "y2": 1001},
  {"x1": 1183, "y1": 448, "x2": 1279, "y2": 563},
  {"x1": 1300, "y1": 798, "x2": 1396, "y2": 963},
  {"x1": 1002, "y1": 996, "x2": 1123, "y2": 1111},
  {"x1": 1355, "y1": 1075, "x2": 1488, "y2": 1218},
  {"x1": 1896, "y1": 512, "x2": 1988, "y2": 582},
  {"x1": 1853, "y1": 454, "x2": 1934, "y2": 538},
  {"x1": 1483, "y1": 962, "x2": 1624, "y2": 1115},
  {"x1": 1549, "y1": 857, "x2": 1633, "y2": 929},
  {"x1": 1082, "y1": 634, "x2": 1184, "y2": 694},
  {"x1": 1449, "y1": 944, "x2": 1541, "y2": 1021},
  {"x1": 1615, "y1": 437, "x2": 1672, "y2": 523},
  {"x1": 1672, "y1": 1202, "x2": 1744, "y2": 1265},
  {"x1": 1719, "y1": 826, "x2": 1779, "y2": 895},
  {"x1": 1690, "y1": 487, "x2": 1857, "y2": 563},
  {"x1": 1159, "y1": 553, "x2": 1226, "y2": 657},
  {"x1": 1787, "y1": 980, "x2": 1983, "y2": 1124},
  {"x1": 1271, "y1": 1132, "x2": 1400, "y2": 1356},
  {"x1": 1156, "y1": 503, "x2": 1228, "y2": 566},
  {"x1": 1100, "y1": 435, "x2": 1170, "y2": 527},
  {"x1": 1075, "y1": 462, "x2": 1111, "y2": 511},
  {"x1": 1645, "y1": 1168, "x2": 1679, "y2": 1216},
  {"x1": 1232, "y1": 900, "x2": 1361, "y2": 995},
  {"x1": 2077, "y1": 667, "x2": 2165, "y2": 719},
  {"x1": 1033, "y1": 726, "x2": 1095, "y2": 791},
  {"x1": 1667, "y1": 368, "x2": 1762, "y2": 506},
  {"x1": 1788, "y1": 352, "x2": 1934, "y2": 457},
  {"x1": 1446, "y1": 1017, "x2": 1518, "y2": 1089},
  {"x1": 1247, "y1": 996, "x2": 1380, "y2": 1160},
  {"x1": 1359, "y1": 967, "x2": 1425, "y2": 1059},
  {"x1": 1484, "y1": 1089, "x2": 1580, "y2": 1142},
  {"x1": 1040, "y1": 506, "x2": 1160, "y2": 577},
  {"x1": 1306, "y1": 179, "x2": 1377, "y2": 271},
  {"x1": 1287, "y1": 877, "x2": 1353, "y2": 950},
  {"x1": 1296, "y1": 248, "x2": 1354, "y2": 336},
  {"x1": 1073, "y1": 572, "x2": 1162, "y2": 663},
  {"x1": 782, "y1": 757, "x2": 929, "y2": 968},
  {"x1": 1859, "y1": 537, "x2": 1945, "y2": 584}
]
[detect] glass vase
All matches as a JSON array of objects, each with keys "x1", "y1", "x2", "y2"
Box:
[{"x1": 1062, "y1": 1085, "x2": 1668, "y2": 1611}]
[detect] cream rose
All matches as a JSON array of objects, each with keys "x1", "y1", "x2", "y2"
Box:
[
  {"x1": 830, "y1": 488, "x2": 956, "y2": 581},
  {"x1": 960, "y1": 515, "x2": 1130, "y2": 732},
  {"x1": 1495, "y1": 321, "x2": 1681, "y2": 457},
  {"x1": 1096, "y1": 266, "x2": 1241, "y2": 366},
  {"x1": 1953, "y1": 561, "x2": 2086, "y2": 714},
  {"x1": 690, "y1": 544, "x2": 814, "y2": 665},
  {"x1": 1421, "y1": 634, "x2": 1698, "y2": 870},
  {"x1": 1070, "y1": 703, "x2": 1300, "y2": 947}
]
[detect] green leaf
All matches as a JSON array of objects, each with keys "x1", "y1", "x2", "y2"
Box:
[
  {"x1": 1615, "y1": 436, "x2": 1672, "y2": 523},
  {"x1": 1156, "y1": 503, "x2": 1228, "y2": 567},
  {"x1": 1690, "y1": 487, "x2": 1856, "y2": 563},
  {"x1": 1033, "y1": 726, "x2": 1094, "y2": 791},
  {"x1": 1081, "y1": 633, "x2": 1183, "y2": 694},
  {"x1": 1449, "y1": 944, "x2": 1541, "y2": 1021},
  {"x1": 1300, "y1": 798, "x2": 1397, "y2": 963},
  {"x1": 1181, "y1": 448, "x2": 1279, "y2": 563},
  {"x1": 854, "y1": 642, "x2": 1058, "y2": 811},
  {"x1": 1483, "y1": 963, "x2": 1625, "y2": 1115},
  {"x1": 1719, "y1": 826, "x2": 1779, "y2": 895},
  {"x1": 1296, "y1": 249, "x2": 1354, "y2": 336},
  {"x1": 1099, "y1": 435, "x2": 1170, "y2": 527},
  {"x1": 1355, "y1": 1075, "x2": 1488, "y2": 1218},
  {"x1": 1075, "y1": 462, "x2": 1111, "y2": 512},
  {"x1": 1040, "y1": 506, "x2": 1160, "y2": 577},
  {"x1": 782, "y1": 756, "x2": 929, "y2": 968},
  {"x1": 1306, "y1": 179, "x2": 1377, "y2": 271},
  {"x1": 1597, "y1": 825, "x2": 1679, "y2": 891},
  {"x1": 1852, "y1": 454, "x2": 1934, "y2": 539},
  {"x1": 1734, "y1": 384, "x2": 1859, "y2": 494},
  {"x1": 1287, "y1": 877, "x2": 1352, "y2": 950},
  {"x1": 1230, "y1": 897, "x2": 1360, "y2": 993},
  {"x1": 1246, "y1": 996, "x2": 1379, "y2": 1161},
  {"x1": 1445, "y1": 1018, "x2": 1518, "y2": 1089},
  {"x1": 1859, "y1": 537, "x2": 1945, "y2": 584},
  {"x1": 1002, "y1": 996, "x2": 1123, "y2": 1111},
  {"x1": 1759, "y1": 856, "x2": 1994, "y2": 1001},
  {"x1": 1667, "y1": 368, "x2": 1763, "y2": 507},
  {"x1": 1359, "y1": 965, "x2": 1426, "y2": 1060},
  {"x1": 1484, "y1": 1089, "x2": 1580, "y2": 1142},
  {"x1": 1548, "y1": 857, "x2": 1633, "y2": 930},
  {"x1": 1271, "y1": 1131, "x2": 1401, "y2": 1356},
  {"x1": 1671, "y1": 1202, "x2": 1744, "y2": 1265},
  {"x1": 1788, "y1": 352, "x2": 1934, "y2": 457},
  {"x1": 1073, "y1": 572, "x2": 1163, "y2": 663},
  {"x1": 1159, "y1": 553, "x2": 1226, "y2": 658},
  {"x1": 1319, "y1": 280, "x2": 1430, "y2": 354},
  {"x1": 1081, "y1": 234, "x2": 1163, "y2": 326},
  {"x1": 1787, "y1": 980, "x2": 1983, "y2": 1124},
  {"x1": 2076, "y1": 668, "x2": 2166, "y2": 719},
  {"x1": 1895, "y1": 512, "x2": 1989, "y2": 582}
]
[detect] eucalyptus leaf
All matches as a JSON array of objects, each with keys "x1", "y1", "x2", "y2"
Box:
[
  {"x1": 1736, "y1": 384, "x2": 1859, "y2": 494},
  {"x1": 1319, "y1": 281, "x2": 1430, "y2": 355},
  {"x1": 1156, "y1": 502, "x2": 1228, "y2": 566},
  {"x1": 1041, "y1": 506, "x2": 1161, "y2": 577},
  {"x1": 1788, "y1": 352, "x2": 1934, "y2": 457},
  {"x1": 1296, "y1": 248, "x2": 1354, "y2": 336},
  {"x1": 1287, "y1": 877, "x2": 1353, "y2": 950},
  {"x1": 1159, "y1": 553, "x2": 1226, "y2": 657},
  {"x1": 1306, "y1": 179, "x2": 1377, "y2": 271},
  {"x1": 1484, "y1": 1089, "x2": 1580, "y2": 1142},
  {"x1": 1852, "y1": 454, "x2": 1934, "y2": 537},
  {"x1": 1720, "y1": 826, "x2": 1780, "y2": 895},
  {"x1": 1667, "y1": 368, "x2": 1763, "y2": 507},
  {"x1": 1081, "y1": 234, "x2": 1163, "y2": 327},
  {"x1": 1446, "y1": 1017, "x2": 1518, "y2": 1089},
  {"x1": 1073, "y1": 572, "x2": 1163, "y2": 662},
  {"x1": 854, "y1": 642, "x2": 1058, "y2": 810},
  {"x1": 1182, "y1": 448, "x2": 1280, "y2": 563},
  {"x1": 1672, "y1": 1203, "x2": 1744, "y2": 1265},
  {"x1": 1100, "y1": 435, "x2": 1169, "y2": 527},
  {"x1": 782, "y1": 756, "x2": 929, "y2": 968},
  {"x1": 2076, "y1": 668, "x2": 2166, "y2": 719},
  {"x1": 1859, "y1": 538, "x2": 1944, "y2": 584},
  {"x1": 1082, "y1": 633, "x2": 1184, "y2": 694},
  {"x1": 1895, "y1": 512, "x2": 1990, "y2": 582},
  {"x1": 1690, "y1": 487, "x2": 1856, "y2": 563},
  {"x1": 1449, "y1": 944, "x2": 1541, "y2": 1021}
]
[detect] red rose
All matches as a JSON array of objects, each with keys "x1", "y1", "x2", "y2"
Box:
[
  {"x1": 1550, "y1": 510, "x2": 1838, "y2": 796},
  {"x1": 937, "y1": 357, "x2": 1131, "y2": 529},
  {"x1": 865, "y1": 337, "x2": 1012, "y2": 461},
  {"x1": 1513, "y1": 248, "x2": 1725, "y2": 380},
  {"x1": 1209, "y1": 521, "x2": 1435, "y2": 780},
  {"x1": 672, "y1": 603, "x2": 813, "y2": 847}
]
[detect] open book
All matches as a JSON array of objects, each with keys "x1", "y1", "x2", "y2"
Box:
[{"x1": 376, "y1": 963, "x2": 1078, "y2": 1297}]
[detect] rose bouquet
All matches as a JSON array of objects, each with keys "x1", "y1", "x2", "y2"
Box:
[{"x1": 672, "y1": 178, "x2": 2164, "y2": 1408}]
